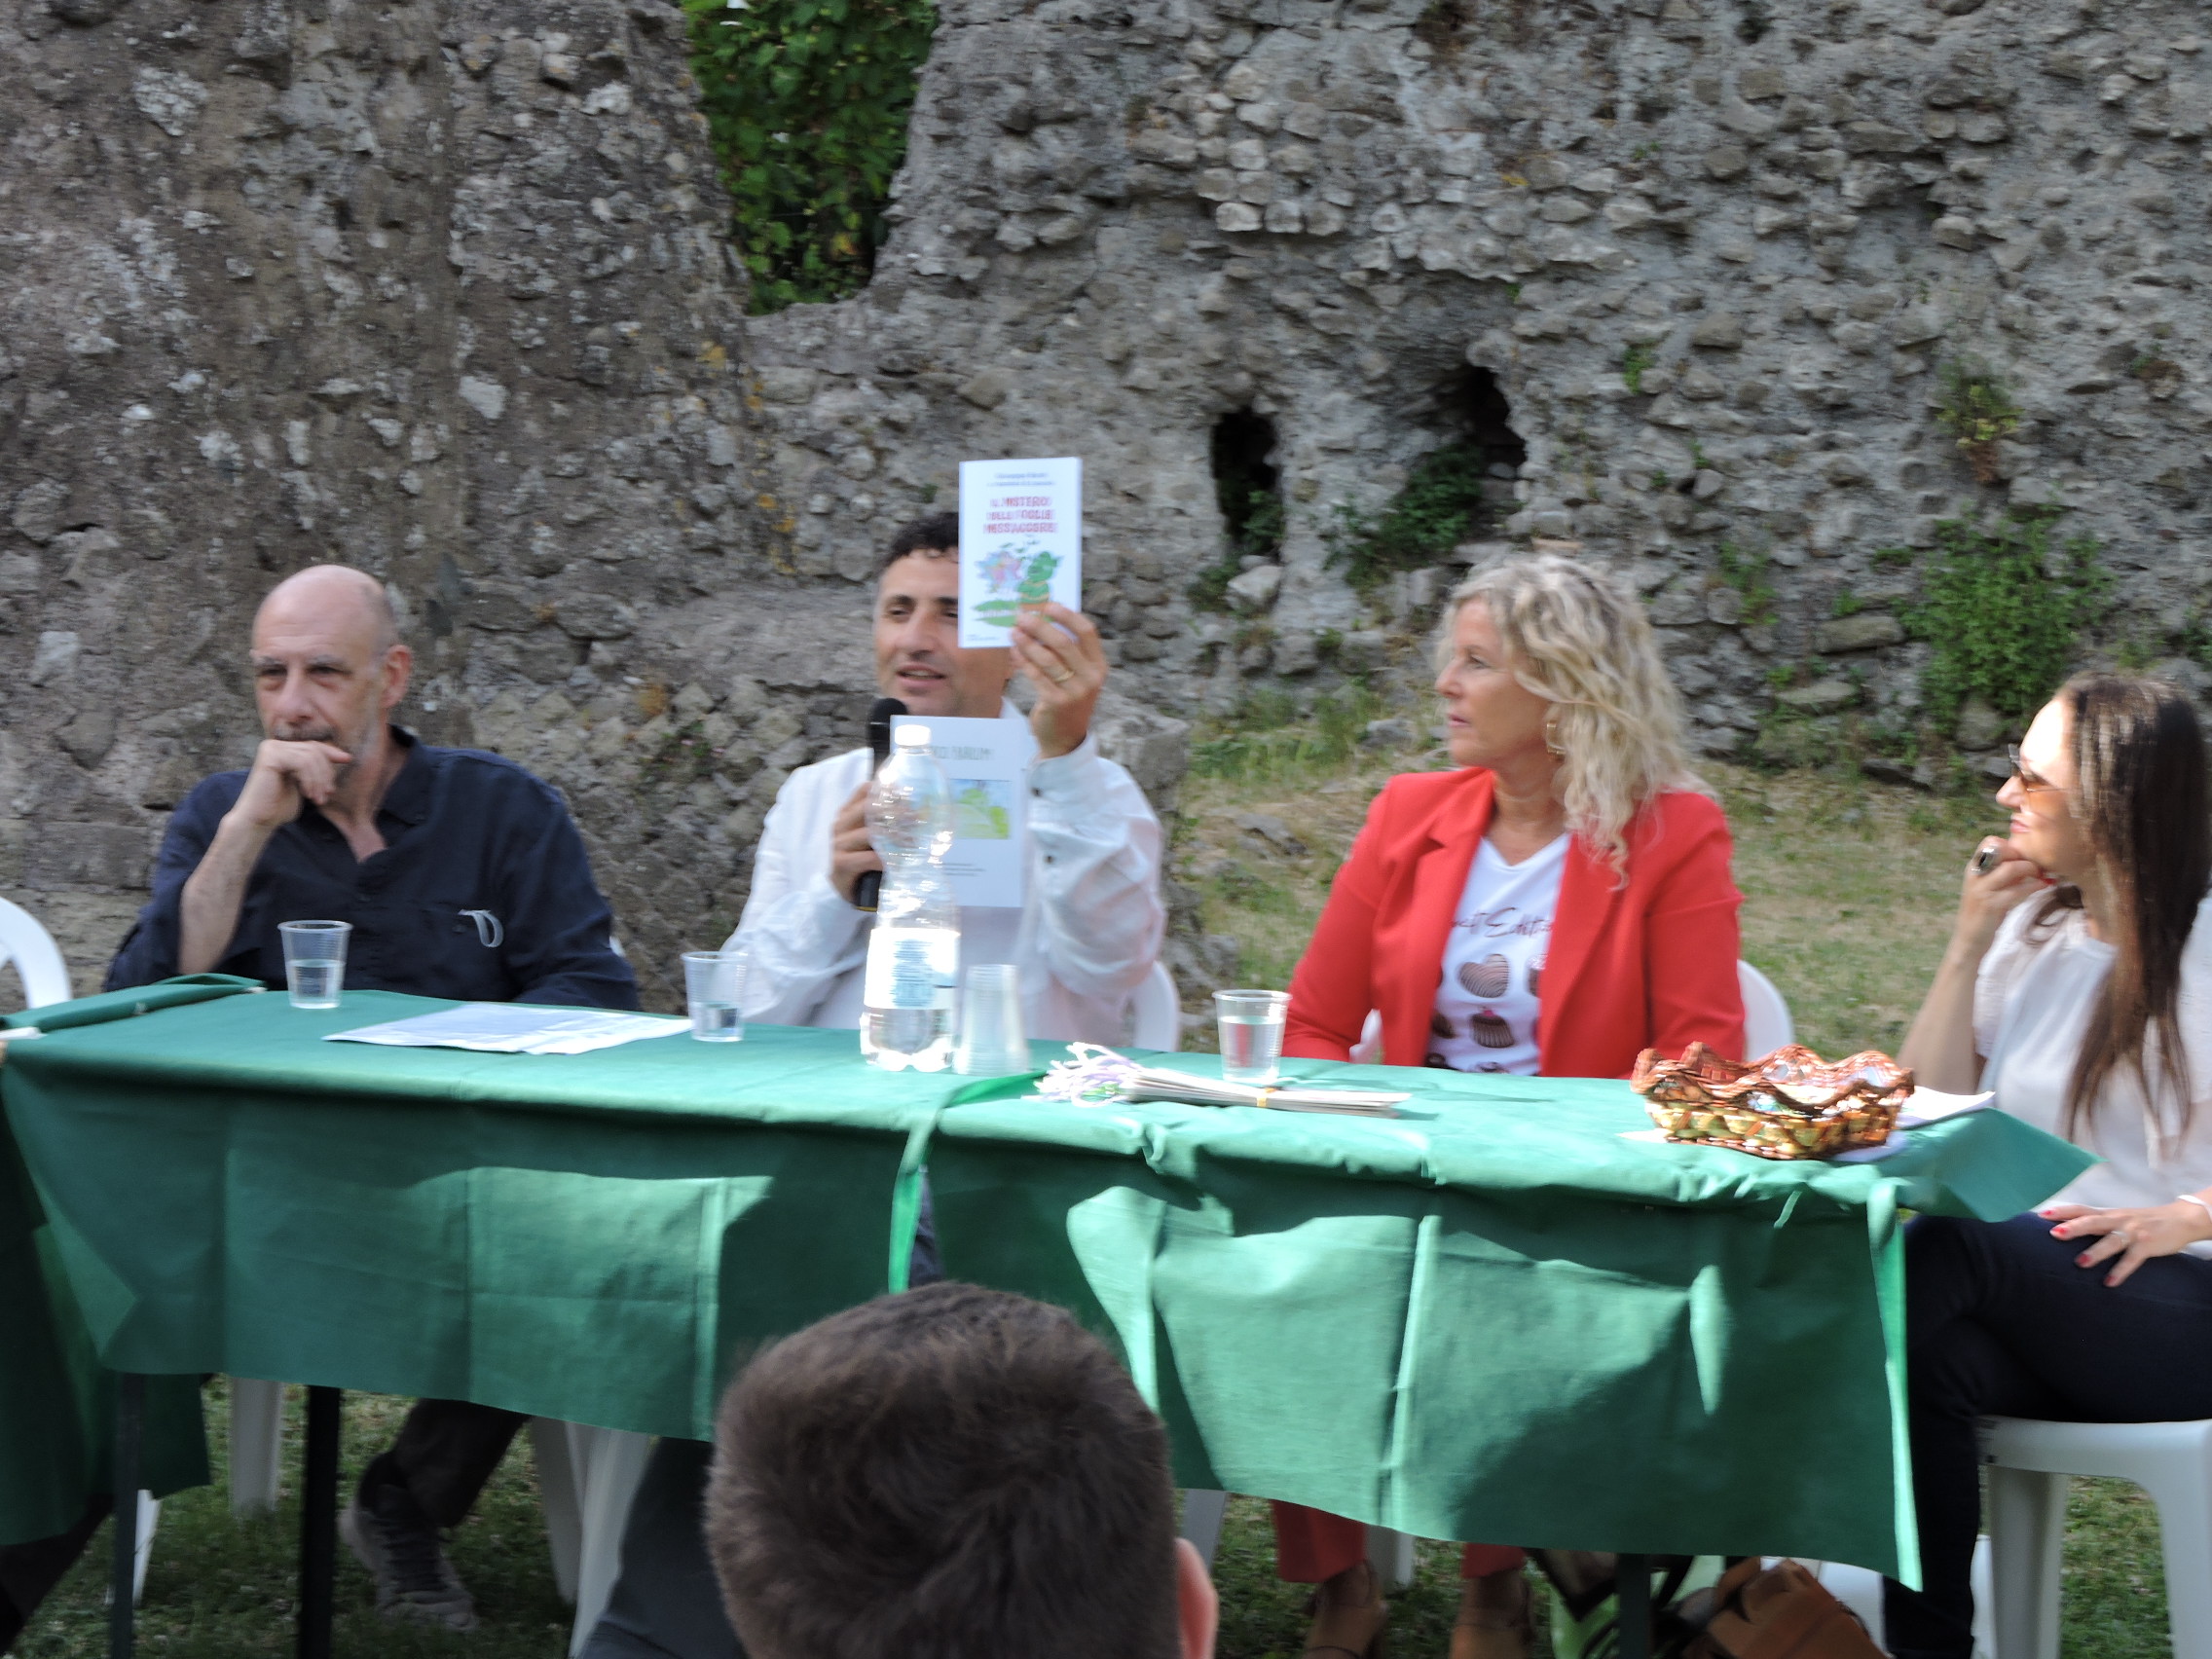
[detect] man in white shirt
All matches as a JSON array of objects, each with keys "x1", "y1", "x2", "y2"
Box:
[
  {"x1": 579, "y1": 512, "x2": 1165, "y2": 1659},
  {"x1": 728, "y1": 510, "x2": 1164, "y2": 1042}
]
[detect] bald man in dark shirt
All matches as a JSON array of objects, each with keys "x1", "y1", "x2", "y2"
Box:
[{"x1": 108, "y1": 566, "x2": 638, "y2": 1633}]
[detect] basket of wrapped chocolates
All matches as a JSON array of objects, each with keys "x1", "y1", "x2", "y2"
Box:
[{"x1": 1630, "y1": 1043, "x2": 1914, "y2": 1160}]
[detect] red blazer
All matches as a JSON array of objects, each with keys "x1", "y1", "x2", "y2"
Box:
[{"x1": 1285, "y1": 768, "x2": 1745, "y2": 1077}]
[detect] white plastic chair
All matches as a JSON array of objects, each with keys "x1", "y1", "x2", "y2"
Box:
[
  {"x1": 530, "y1": 1419, "x2": 653, "y2": 1657},
  {"x1": 1983, "y1": 1414, "x2": 2212, "y2": 1659},
  {"x1": 1129, "y1": 961, "x2": 1181, "y2": 1051},
  {"x1": 1739, "y1": 960, "x2": 1793, "y2": 1056},
  {"x1": 0, "y1": 895, "x2": 73, "y2": 1009}
]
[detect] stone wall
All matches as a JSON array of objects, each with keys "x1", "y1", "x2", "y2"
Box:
[
  {"x1": 754, "y1": 0, "x2": 2212, "y2": 754},
  {"x1": 5, "y1": 0, "x2": 2209, "y2": 1006}
]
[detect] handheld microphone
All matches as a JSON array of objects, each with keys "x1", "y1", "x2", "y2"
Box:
[{"x1": 852, "y1": 696, "x2": 907, "y2": 911}]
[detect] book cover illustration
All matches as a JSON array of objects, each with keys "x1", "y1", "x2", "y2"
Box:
[{"x1": 957, "y1": 457, "x2": 1083, "y2": 649}]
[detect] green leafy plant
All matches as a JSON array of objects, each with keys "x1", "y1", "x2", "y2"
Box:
[
  {"x1": 684, "y1": 0, "x2": 937, "y2": 313},
  {"x1": 1715, "y1": 541, "x2": 1776, "y2": 626},
  {"x1": 1831, "y1": 587, "x2": 1863, "y2": 618},
  {"x1": 2179, "y1": 611, "x2": 2212, "y2": 672},
  {"x1": 1321, "y1": 443, "x2": 1492, "y2": 594},
  {"x1": 1190, "y1": 684, "x2": 1385, "y2": 783},
  {"x1": 1621, "y1": 342, "x2": 1656, "y2": 395},
  {"x1": 1932, "y1": 357, "x2": 2024, "y2": 484},
  {"x1": 1900, "y1": 509, "x2": 2110, "y2": 721},
  {"x1": 641, "y1": 720, "x2": 717, "y2": 788}
]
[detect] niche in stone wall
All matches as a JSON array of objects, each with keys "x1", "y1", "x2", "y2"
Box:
[
  {"x1": 1369, "y1": 366, "x2": 1529, "y2": 570},
  {"x1": 1451, "y1": 364, "x2": 1529, "y2": 493},
  {"x1": 1210, "y1": 409, "x2": 1285, "y2": 566}
]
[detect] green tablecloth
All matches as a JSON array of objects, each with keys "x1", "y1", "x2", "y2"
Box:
[
  {"x1": 930, "y1": 1061, "x2": 2090, "y2": 1578},
  {"x1": 2, "y1": 984, "x2": 2093, "y2": 1577}
]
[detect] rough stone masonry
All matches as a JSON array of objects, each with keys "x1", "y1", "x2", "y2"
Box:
[{"x1": 2, "y1": 0, "x2": 2207, "y2": 1004}]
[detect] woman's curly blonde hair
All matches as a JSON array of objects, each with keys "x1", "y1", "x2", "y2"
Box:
[{"x1": 1436, "y1": 555, "x2": 1710, "y2": 870}]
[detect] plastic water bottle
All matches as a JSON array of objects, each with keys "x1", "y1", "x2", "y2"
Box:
[
  {"x1": 866, "y1": 723, "x2": 956, "y2": 872},
  {"x1": 862, "y1": 725, "x2": 959, "y2": 1071}
]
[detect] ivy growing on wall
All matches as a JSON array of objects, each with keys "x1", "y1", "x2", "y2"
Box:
[
  {"x1": 1320, "y1": 443, "x2": 1493, "y2": 595},
  {"x1": 1899, "y1": 508, "x2": 2110, "y2": 722},
  {"x1": 684, "y1": 0, "x2": 937, "y2": 313}
]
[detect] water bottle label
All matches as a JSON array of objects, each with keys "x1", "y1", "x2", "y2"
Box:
[{"x1": 866, "y1": 929, "x2": 956, "y2": 1011}]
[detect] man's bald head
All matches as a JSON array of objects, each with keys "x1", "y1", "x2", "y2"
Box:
[{"x1": 254, "y1": 565, "x2": 402, "y2": 657}]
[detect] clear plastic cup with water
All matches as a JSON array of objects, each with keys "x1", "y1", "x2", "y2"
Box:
[
  {"x1": 1214, "y1": 988, "x2": 1289, "y2": 1086},
  {"x1": 278, "y1": 920, "x2": 351, "y2": 1010},
  {"x1": 953, "y1": 962, "x2": 1029, "y2": 1077},
  {"x1": 683, "y1": 949, "x2": 747, "y2": 1043}
]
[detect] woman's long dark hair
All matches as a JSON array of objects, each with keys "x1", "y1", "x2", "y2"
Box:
[{"x1": 2038, "y1": 674, "x2": 2212, "y2": 1141}]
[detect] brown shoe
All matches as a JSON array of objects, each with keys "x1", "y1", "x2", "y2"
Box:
[
  {"x1": 1449, "y1": 1567, "x2": 1530, "y2": 1659},
  {"x1": 1303, "y1": 1559, "x2": 1389, "y2": 1659}
]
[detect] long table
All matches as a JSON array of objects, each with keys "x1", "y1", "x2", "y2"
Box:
[{"x1": 3, "y1": 981, "x2": 2091, "y2": 1636}]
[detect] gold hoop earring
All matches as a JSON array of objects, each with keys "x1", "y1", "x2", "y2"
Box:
[{"x1": 1543, "y1": 715, "x2": 1565, "y2": 757}]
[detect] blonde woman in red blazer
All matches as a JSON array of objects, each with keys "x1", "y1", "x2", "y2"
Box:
[{"x1": 1277, "y1": 555, "x2": 1745, "y2": 1659}]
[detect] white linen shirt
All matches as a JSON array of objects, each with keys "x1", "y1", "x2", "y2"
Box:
[
  {"x1": 1976, "y1": 892, "x2": 2212, "y2": 1255},
  {"x1": 725, "y1": 705, "x2": 1164, "y2": 1045}
]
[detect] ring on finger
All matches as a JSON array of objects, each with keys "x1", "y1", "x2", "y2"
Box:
[
  {"x1": 2111, "y1": 1228, "x2": 2132, "y2": 1247},
  {"x1": 1050, "y1": 666, "x2": 1074, "y2": 683}
]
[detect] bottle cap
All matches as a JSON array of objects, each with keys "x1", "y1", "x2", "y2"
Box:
[{"x1": 894, "y1": 723, "x2": 931, "y2": 748}]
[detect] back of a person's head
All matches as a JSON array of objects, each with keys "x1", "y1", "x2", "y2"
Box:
[{"x1": 705, "y1": 1281, "x2": 1183, "y2": 1659}]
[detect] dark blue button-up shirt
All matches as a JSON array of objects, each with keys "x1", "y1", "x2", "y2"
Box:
[{"x1": 108, "y1": 729, "x2": 639, "y2": 1010}]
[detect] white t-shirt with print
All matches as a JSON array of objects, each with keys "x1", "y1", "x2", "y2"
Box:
[{"x1": 1430, "y1": 833, "x2": 1567, "y2": 1075}]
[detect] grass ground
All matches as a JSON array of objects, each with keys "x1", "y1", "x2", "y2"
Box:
[{"x1": 14, "y1": 715, "x2": 2176, "y2": 1659}]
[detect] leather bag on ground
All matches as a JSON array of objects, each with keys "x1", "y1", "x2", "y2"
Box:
[{"x1": 1683, "y1": 1558, "x2": 1884, "y2": 1659}]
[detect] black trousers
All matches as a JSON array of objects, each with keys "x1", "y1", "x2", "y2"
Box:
[
  {"x1": 1882, "y1": 1213, "x2": 2212, "y2": 1659},
  {"x1": 365, "y1": 1397, "x2": 531, "y2": 1528},
  {"x1": 0, "y1": 1493, "x2": 111, "y2": 1652}
]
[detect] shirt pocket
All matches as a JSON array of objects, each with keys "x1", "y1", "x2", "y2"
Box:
[{"x1": 395, "y1": 903, "x2": 515, "y2": 1002}]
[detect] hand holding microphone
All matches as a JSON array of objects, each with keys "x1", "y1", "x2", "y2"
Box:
[{"x1": 847, "y1": 697, "x2": 904, "y2": 910}]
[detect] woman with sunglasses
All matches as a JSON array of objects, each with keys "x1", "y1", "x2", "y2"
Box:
[{"x1": 1886, "y1": 673, "x2": 2212, "y2": 1659}]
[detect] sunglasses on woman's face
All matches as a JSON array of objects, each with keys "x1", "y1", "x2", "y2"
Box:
[{"x1": 2006, "y1": 744, "x2": 2065, "y2": 797}]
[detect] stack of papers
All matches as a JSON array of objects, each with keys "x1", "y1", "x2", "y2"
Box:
[{"x1": 326, "y1": 1005, "x2": 688, "y2": 1056}]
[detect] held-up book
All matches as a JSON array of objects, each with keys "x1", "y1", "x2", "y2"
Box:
[
  {"x1": 900, "y1": 714, "x2": 1037, "y2": 910},
  {"x1": 957, "y1": 458, "x2": 1082, "y2": 649},
  {"x1": 1037, "y1": 1044, "x2": 1407, "y2": 1117}
]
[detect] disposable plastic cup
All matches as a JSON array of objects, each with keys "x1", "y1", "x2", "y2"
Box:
[
  {"x1": 1214, "y1": 989, "x2": 1288, "y2": 1086},
  {"x1": 954, "y1": 963, "x2": 1030, "y2": 1076},
  {"x1": 683, "y1": 950, "x2": 747, "y2": 1042},
  {"x1": 279, "y1": 920, "x2": 351, "y2": 1010}
]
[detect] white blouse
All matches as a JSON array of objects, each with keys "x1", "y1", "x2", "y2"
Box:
[
  {"x1": 1429, "y1": 833, "x2": 1567, "y2": 1075},
  {"x1": 1975, "y1": 892, "x2": 2212, "y2": 1252}
]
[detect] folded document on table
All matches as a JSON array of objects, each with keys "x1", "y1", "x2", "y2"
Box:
[
  {"x1": 326, "y1": 1004, "x2": 688, "y2": 1055},
  {"x1": 1038, "y1": 1045, "x2": 1407, "y2": 1117}
]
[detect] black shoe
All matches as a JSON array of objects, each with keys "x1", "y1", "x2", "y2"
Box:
[{"x1": 340, "y1": 1469, "x2": 478, "y2": 1632}]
